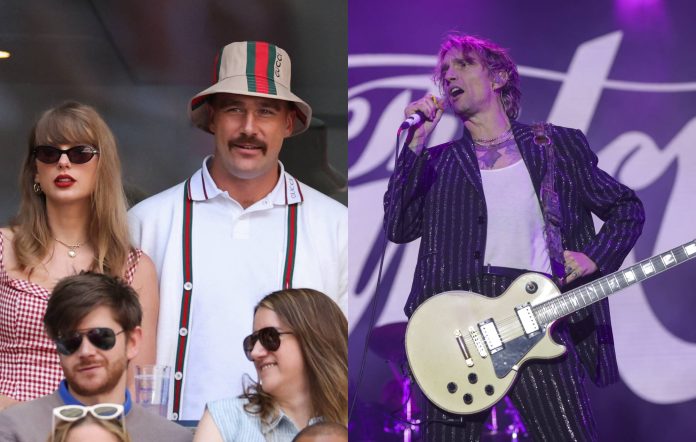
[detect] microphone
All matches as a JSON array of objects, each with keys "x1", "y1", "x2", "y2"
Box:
[{"x1": 399, "y1": 111, "x2": 426, "y2": 130}]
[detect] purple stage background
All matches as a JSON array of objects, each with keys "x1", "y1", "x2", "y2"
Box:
[{"x1": 348, "y1": 1, "x2": 696, "y2": 440}]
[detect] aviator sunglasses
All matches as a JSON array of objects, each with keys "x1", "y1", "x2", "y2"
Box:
[
  {"x1": 55, "y1": 327, "x2": 125, "y2": 355},
  {"x1": 33, "y1": 144, "x2": 100, "y2": 164},
  {"x1": 243, "y1": 327, "x2": 294, "y2": 361},
  {"x1": 52, "y1": 403, "x2": 126, "y2": 440}
]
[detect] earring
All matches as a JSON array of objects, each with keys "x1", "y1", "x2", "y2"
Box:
[{"x1": 33, "y1": 183, "x2": 42, "y2": 194}]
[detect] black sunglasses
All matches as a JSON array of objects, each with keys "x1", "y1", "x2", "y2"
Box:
[
  {"x1": 33, "y1": 145, "x2": 100, "y2": 164},
  {"x1": 55, "y1": 327, "x2": 125, "y2": 355},
  {"x1": 242, "y1": 327, "x2": 293, "y2": 361}
]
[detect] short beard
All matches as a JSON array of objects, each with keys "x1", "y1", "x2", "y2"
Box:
[{"x1": 68, "y1": 354, "x2": 128, "y2": 397}]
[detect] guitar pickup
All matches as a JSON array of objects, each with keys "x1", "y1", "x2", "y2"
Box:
[
  {"x1": 478, "y1": 319, "x2": 504, "y2": 354},
  {"x1": 515, "y1": 303, "x2": 541, "y2": 336}
]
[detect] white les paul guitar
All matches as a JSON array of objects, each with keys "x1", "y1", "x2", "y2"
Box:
[{"x1": 405, "y1": 239, "x2": 696, "y2": 415}]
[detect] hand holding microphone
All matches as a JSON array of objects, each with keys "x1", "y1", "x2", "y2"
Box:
[
  {"x1": 400, "y1": 110, "x2": 427, "y2": 129},
  {"x1": 401, "y1": 94, "x2": 445, "y2": 154}
]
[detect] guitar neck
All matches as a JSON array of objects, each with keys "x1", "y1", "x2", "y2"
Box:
[{"x1": 533, "y1": 239, "x2": 696, "y2": 325}]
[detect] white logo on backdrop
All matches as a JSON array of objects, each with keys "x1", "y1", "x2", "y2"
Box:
[{"x1": 348, "y1": 32, "x2": 696, "y2": 404}]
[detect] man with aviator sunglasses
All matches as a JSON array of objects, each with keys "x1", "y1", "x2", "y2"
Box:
[{"x1": 0, "y1": 272, "x2": 192, "y2": 442}]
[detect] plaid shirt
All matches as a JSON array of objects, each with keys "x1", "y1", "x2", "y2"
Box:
[{"x1": 0, "y1": 233, "x2": 142, "y2": 401}]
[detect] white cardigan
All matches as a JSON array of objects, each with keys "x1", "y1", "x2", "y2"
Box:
[{"x1": 128, "y1": 158, "x2": 347, "y2": 420}]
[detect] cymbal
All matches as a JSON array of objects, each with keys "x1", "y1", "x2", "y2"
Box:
[{"x1": 369, "y1": 322, "x2": 408, "y2": 361}]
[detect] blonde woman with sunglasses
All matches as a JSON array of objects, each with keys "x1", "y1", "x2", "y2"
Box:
[
  {"x1": 50, "y1": 404, "x2": 130, "y2": 442},
  {"x1": 0, "y1": 102, "x2": 159, "y2": 410},
  {"x1": 194, "y1": 289, "x2": 347, "y2": 442}
]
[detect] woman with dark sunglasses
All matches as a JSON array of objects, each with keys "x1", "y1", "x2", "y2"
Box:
[
  {"x1": 194, "y1": 288, "x2": 347, "y2": 442},
  {"x1": 0, "y1": 102, "x2": 159, "y2": 410}
]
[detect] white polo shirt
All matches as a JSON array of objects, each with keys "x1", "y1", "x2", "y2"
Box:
[{"x1": 128, "y1": 157, "x2": 347, "y2": 420}]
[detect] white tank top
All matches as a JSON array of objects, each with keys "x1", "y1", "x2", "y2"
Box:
[{"x1": 480, "y1": 159, "x2": 551, "y2": 273}]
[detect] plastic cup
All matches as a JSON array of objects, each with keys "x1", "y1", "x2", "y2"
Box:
[{"x1": 134, "y1": 365, "x2": 171, "y2": 419}]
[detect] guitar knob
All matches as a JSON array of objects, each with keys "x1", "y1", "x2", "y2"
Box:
[
  {"x1": 485, "y1": 385, "x2": 495, "y2": 396},
  {"x1": 468, "y1": 373, "x2": 478, "y2": 384},
  {"x1": 447, "y1": 382, "x2": 458, "y2": 393},
  {"x1": 526, "y1": 281, "x2": 538, "y2": 293},
  {"x1": 463, "y1": 394, "x2": 473, "y2": 405}
]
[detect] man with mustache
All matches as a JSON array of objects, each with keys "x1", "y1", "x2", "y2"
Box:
[
  {"x1": 0, "y1": 272, "x2": 192, "y2": 441},
  {"x1": 128, "y1": 41, "x2": 347, "y2": 422}
]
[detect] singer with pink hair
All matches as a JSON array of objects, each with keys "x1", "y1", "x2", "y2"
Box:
[{"x1": 384, "y1": 33, "x2": 644, "y2": 441}]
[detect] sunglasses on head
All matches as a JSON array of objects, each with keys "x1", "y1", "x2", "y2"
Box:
[
  {"x1": 53, "y1": 403, "x2": 124, "y2": 421},
  {"x1": 55, "y1": 327, "x2": 125, "y2": 355},
  {"x1": 52, "y1": 403, "x2": 126, "y2": 440},
  {"x1": 33, "y1": 144, "x2": 100, "y2": 164},
  {"x1": 242, "y1": 327, "x2": 293, "y2": 361}
]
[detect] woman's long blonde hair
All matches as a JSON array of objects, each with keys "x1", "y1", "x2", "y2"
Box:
[
  {"x1": 242, "y1": 288, "x2": 348, "y2": 426},
  {"x1": 12, "y1": 101, "x2": 131, "y2": 276}
]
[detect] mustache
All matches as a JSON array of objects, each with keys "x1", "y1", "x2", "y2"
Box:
[
  {"x1": 227, "y1": 136, "x2": 267, "y2": 152},
  {"x1": 74, "y1": 357, "x2": 103, "y2": 369}
]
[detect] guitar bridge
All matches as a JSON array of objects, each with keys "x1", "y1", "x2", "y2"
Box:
[{"x1": 468, "y1": 326, "x2": 488, "y2": 358}]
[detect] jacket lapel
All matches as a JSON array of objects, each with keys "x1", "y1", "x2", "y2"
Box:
[{"x1": 450, "y1": 134, "x2": 484, "y2": 196}]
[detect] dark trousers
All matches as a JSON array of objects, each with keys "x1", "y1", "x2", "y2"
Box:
[{"x1": 417, "y1": 273, "x2": 598, "y2": 442}]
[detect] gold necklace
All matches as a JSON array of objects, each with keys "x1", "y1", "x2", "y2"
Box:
[{"x1": 53, "y1": 238, "x2": 86, "y2": 258}]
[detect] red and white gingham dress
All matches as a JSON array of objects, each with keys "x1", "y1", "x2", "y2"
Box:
[{"x1": 0, "y1": 233, "x2": 142, "y2": 401}]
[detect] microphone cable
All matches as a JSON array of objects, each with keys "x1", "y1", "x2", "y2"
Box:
[
  {"x1": 348, "y1": 101, "x2": 475, "y2": 432},
  {"x1": 348, "y1": 126, "x2": 411, "y2": 423}
]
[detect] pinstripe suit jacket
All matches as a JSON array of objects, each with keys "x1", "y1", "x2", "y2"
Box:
[{"x1": 385, "y1": 120, "x2": 645, "y2": 387}]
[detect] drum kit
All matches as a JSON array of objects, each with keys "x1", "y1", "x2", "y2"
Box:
[{"x1": 366, "y1": 322, "x2": 528, "y2": 441}]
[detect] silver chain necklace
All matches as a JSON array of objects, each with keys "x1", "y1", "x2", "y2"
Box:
[{"x1": 472, "y1": 127, "x2": 513, "y2": 146}]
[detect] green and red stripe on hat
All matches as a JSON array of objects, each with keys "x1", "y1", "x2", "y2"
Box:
[{"x1": 188, "y1": 40, "x2": 312, "y2": 136}]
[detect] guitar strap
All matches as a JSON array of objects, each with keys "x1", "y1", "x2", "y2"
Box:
[{"x1": 532, "y1": 122, "x2": 565, "y2": 285}]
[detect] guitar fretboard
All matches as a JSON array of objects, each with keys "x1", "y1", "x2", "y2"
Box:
[{"x1": 533, "y1": 239, "x2": 696, "y2": 325}]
